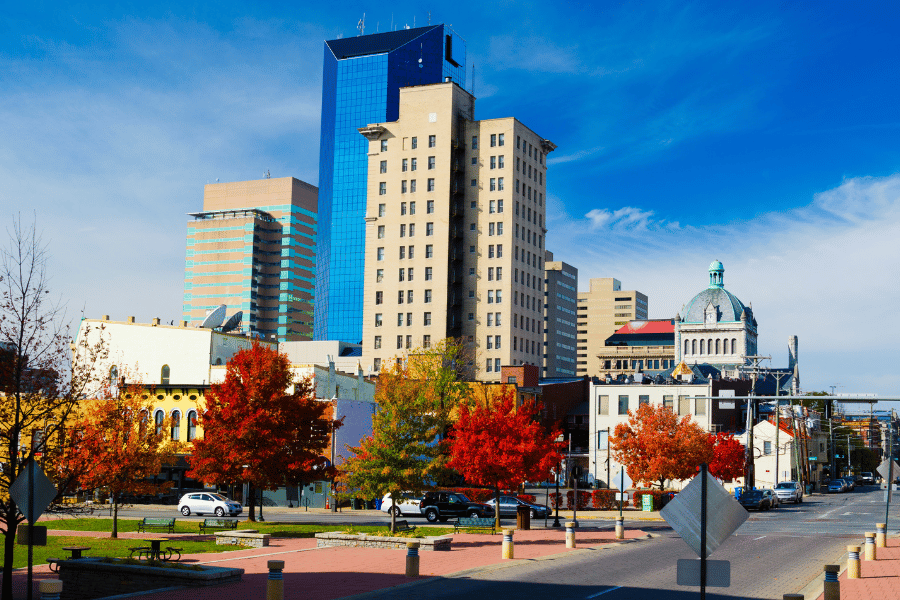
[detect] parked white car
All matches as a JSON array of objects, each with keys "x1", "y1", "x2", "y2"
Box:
[
  {"x1": 380, "y1": 492, "x2": 423, "y2": 517},
  {"x1": 178, "y1": 492, "x2": 242, "y2": 517},
  {"x1": 773, "y1": 481, "x2": 803, "y2": 504}
]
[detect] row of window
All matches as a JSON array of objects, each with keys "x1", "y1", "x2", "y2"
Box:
[
  {"x1": 388, "y1": 267, "x2": 433, "y2": 282},
  {"x1": 375, "y1": 245, "x2": 435, "y2": 260},
  {"x1": 517, "y1": 180, "x2": 543, "y2": 206},
  {"x1": 374, "y1": 289, "x2": 435, "y2": 305},
  {"x1": 516, "y1": 246, "x2": 543, "y2": 266},
  {"x1": 685, "y1": 338, "x2": 738, "y2": 356},
  {"x1": 597, "y1": 395, "x2": 707, "y2": 418},
  {"x1": 485, "y1": 335, "x2": 502, "y2": 350},
  {"x1": 379, "y1": 135, "x2": 436, "y2": 152},
  {"x1": 601, "y1": 359, "x2": 674, "y2": 370},
  {"x1": 514, "y1": 336, "x2": 539, "y2": 355},
  {"x1": 515, "y1": 290, "x2": 542, "y2": 313},
  {"x1": 489, "y1": 155, "x2": 505, "y2": 169},
  {"x1": 380, "y1": 179, "x2": 438, "y2": 194},
  {"x1": 517, "y1": 158, "x2": 543, "y2": 184},
  {"x1": 517, "y1": 135, "x2": 544, "y2": 165}
]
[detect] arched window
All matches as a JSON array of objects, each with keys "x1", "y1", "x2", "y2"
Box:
[
  {"x1": 139, "y1": 409, "x2": 149, "y2": 433},
  {"x1": 715, "y1": 339, "x2": 720, "y2": 354},
  {"x1": 700, "y1": 339, "x2": 705, "y2": 355},
  {"x1": 154, "y1": 410, "x2": 164, "y2": 436},
  {"x1": 161, "y1": 365, "x2": 170, "y2": 385},
  {"x1": 684, "y1": 340, "x2": 690, "y2": 356},
  {"x1": 731, "y1": 338, "x2": 737, "y2": 354},
  {"x1": 692, "y1": 339, "x2": 697, "y2": 355},
  {"x1": 187, "y1": 410, "x2": 197, "y2": 442},
  {"x1": 109, "y1": 365, "x2": 118, "y2": 385},
  {"x1": 170, "y1": 410, "x2": 181, "y2": 441}
]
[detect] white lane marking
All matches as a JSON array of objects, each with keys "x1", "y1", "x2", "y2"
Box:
[
  {"x1": 753, "y1": 536, "x2": 767, "y2": 540},
  {"x1": 586, "y1": 587, "x2": 622, "y2": 598}
]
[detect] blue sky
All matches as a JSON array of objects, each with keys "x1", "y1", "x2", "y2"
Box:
[{"x1": 2, "y1": 1, "x2": 899, "y2": 398}]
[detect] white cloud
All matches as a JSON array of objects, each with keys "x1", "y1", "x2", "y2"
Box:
[{"x1": 546, "y1": 174, "x2": 900, "y2": 396}]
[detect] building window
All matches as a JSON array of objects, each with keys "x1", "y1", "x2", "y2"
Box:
[
  {"x1": 496, "y1": 290, "x2": 502, "y2": 303},
  {"x1": 399, "y1": 268, "x2": 405, "y2": 282},
  {"x1": 488, "y1": 267, "x2": 494, "y2": 281},
  {"x1": 489, "y1": 223, "x2": 495, "y2": 236},
  {"x1": 380, "y1": 160, "x2": 387, "y2": 174},
  {"x1": 406, "y1": 335, "x2": 411, "y2": 349},
  {"x1": 487, "y1": 313, "x2": 494, "y2": 326},
  {"x1": 397, "y1": 336, "x2": 403, "y2": 349},
  {"x1": 490, "y1": 134, "x2": 497, "y2": 147},
  {"x1": 397, "y1": 313, "x2": 404, "y2": 326},
  {"x1": 639, "y1": 395, "x2": 649, "y2": 406},
  {"x1": 490, "y1": 156, "x2": 496, "y2": 169},
  {"x1": 490, "y1": 178, "x2": 496, "y2": 191},
  {"x1": 598, "y1": 395, "x2": 609, "y2": 415},
  {"x1": 411, "y1": 157, "x2": 417, "y2": 171},
  {"x1": 407, "y1": 290, "x2": 414, "y2": 303},
  {"x1": 489, "y1": 200, "x2": 496, "y2": 214},
  {"x1": 764, "y1": 441, "x2": 772, "y2": 455},
  {"x1": 375, "y1": 291, "x2": 383, "y2": 305},
  {"x1": 378, "y1": 203, "x2": 386, "y2": 217},
  {"x1": 486, "y1": 359, "x2": 493, "y2": 372},
  {"x1": 663, "y1": 395, "x2": 674, "y2": 411},
  {"x1": 171, "y1": 410, "x2": 181, "y2": 441},
  {"x1": 679, "y1": 395, "x2": 691, "y2": 415},
  {"x1": 410, "y1": 179, "x2": 416, "y2": 193},
  {"x1": 374, "y1": 336, "x2": 382, "y2": 349},
  {"x1": 427, "y1": 178, "x2": 435, "y2": 192},
  {"x1": 375, "y1": 313, "x2": 382, "y2": 327},
  {"x1": 187, "y1": 410, "x2": 197, "y2": 441},
  {"x1": 377, "y1": 225, "x2": 385, "y2": 239},
  {"x1": 495, "y1": 358, "x2": 501, "y2": 371},
  {"x1": 380, "y1": 140, "x2": 388, "y2": 151},
  {"x1": 377, "y1": 247, "x2": 384, "y2": 261},
  {"x1": 498, "y1": 133, "x2": 505, "y2": 146},
  {"x1": 489, "y1": 245, "x2": 495, "y2": 258},
  {"x1": 498, "y1": 199, "x2": 504, "y2": 213},
  {"x1": 407, "y1": 267, "x2": 414, "y2": 281},
  {"x1": 428, "y1": 135, "x2": 436, "y2": 148},
  {"x1": 398, "y1": 291, "x2": 404, "y2": 304},
  {"x1": 154, "y1": 410, "x2": 164, "y2": 435},
  {"x1": 423, "y1": 335, "x2": 431, "y2": 348},
  {"x1": 411, "y1": 136, "x2": 417, "y2": 149},
  {"x1": 426, "y1": 223, "x2": 434, "y2": 236},
  {"x1": 497, "y1": 222, "x2": 504, "y2": 235},
  {"x1": 498, "y1": 177, "x2": 504, "y2": 191},
  {"x1": 425, "y1": 267, "x2": 432, "y2": 280},
  {"x1": 427, "y1": 200, "x2": 434, "y2": 214},
  {"x1": 160, "y1": 364, "x2": 170, "y2": 385},
  {"x1": 400, "y1": 225, "x2": 406, "y2": 238},
  {"x1": 379, "y1": 182, "x2": 386, "y2": 195},
  {"x1": 495, "y1": 335, "x2": 501, "y2": 349},
  {"x1": 497, "y1": 244, "x2": 503, "y2": 258},
  {"x1": 472, "y1": 135, "x2": 478, "y2": 149},
  {"x1": 373, "y1": 358, "x2": 381, "y2": 371},
  {"x1": 399, "y1": 247, "x2": 405, "y2": 259},
  {"x1": 401, "y1": 180, "x2": 408, "y2": 194},
  {"x1": 618, "y1": 395, "x2": 629, "y2": 415},
  {"x1": 425, "y1": 289, "x2": 432, "y2": 303},
  {"x1": 428, "y1": 156, "x2": 436, "y2": 169},
  {"x1": 424, "y1": 312, "x2": 432, "y2": 326},
  {"x1": 486, "y1": 336, "x2": 493, "y2": 350},
  {"x1": 695, "y1": 397, "x2": 706, "y2": 416},
  {"x1": 406, "y1": 312, "x2": 413, "y2": 326},
  {"x1": 426, "y1": 244, "x2": 433, "y2": 258},
  {"x1": 487, "y1": 291, "x2": 494, "y2": 304},
  {"x1": 376, "y1": 269, "x2": 383, "y2": 283},
  {"x1": 498, "y1": 155, "x2": 505, "y2": 168}
]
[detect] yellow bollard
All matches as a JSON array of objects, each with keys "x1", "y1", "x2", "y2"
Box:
[
  {"x1": 823, "y1": 564, "x2": 840, "y2": 600},
  {"x1": 501, "y1": 529, "x2": 515, "y2": 559},
  {"x1": 406, "y1": 541, "x2": 420, "y2": 577},
  {"x1": 865, "y1": 532, "x2": 877, "y2": 560},
  {"x1": 876, "y1": 522, "x2": 887, "y2": 548},
  {"x1": 38, "y1": 579, "x2": 63, "y2": 600},
  {"x1": 565, "y1": 521, "x2": 577, "y2": 548},
  {"x1": 266, "y1": 560, "x2": 284, "y2": 600},
  {"x1": 847, "y1": 546, "x2": 861, "y2": 579},
  {"x1": 615, "y1": 516, "x2": 624, "y2": 540}
]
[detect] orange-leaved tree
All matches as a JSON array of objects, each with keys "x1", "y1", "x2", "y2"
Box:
[
  {"x1": 709, "y1": 432, "x2": 745, "y2": 482},
  {"x1": 187, "y1": 344, "x2": 340, "y2": 521},
  {"x1": 447, "y1": 390, "x2": 563, "y2": 528},
  {"x1": 610, "y1": 402, "x2": 714, "y2": 490},
  {"x1": 60, "y1": 380, "x2": 180, "y2": 538}
]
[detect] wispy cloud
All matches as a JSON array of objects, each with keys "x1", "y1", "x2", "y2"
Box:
[{"x1": 585, "y1": 207, "x2": 656, "y2": 231}]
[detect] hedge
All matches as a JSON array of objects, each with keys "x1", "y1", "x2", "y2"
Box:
[
  {"x1": 566, "y1": 490, "x2": 591, "y2": 510},
  {"x1": 631, "y1": 489, "x2": 675, "y2": 510},
  {"x1": 591, "y1": 489, "x2": 627, "y2": 510}
]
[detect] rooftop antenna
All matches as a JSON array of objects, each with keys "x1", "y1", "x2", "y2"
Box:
[
  {"x1": 357, "y1": 13, "x2": 365, "y2": 36},
  {"x1": 264, "y1": 169, "x2": 271, "y2": 179},
  {"x1": 413, "y1": 16, "x2": 416, "y2": 27},
  {"x1": 472, "y1": 62, "x2": 475, "y2": 96},
  {"x1": 391, "y1": 13, "x2": 394, "y2": 31},
  {"x1": 428, "y1": 11, "x2": 431, "y2": 25}
]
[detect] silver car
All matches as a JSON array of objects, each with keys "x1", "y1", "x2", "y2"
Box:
[
  {"x1": 178, "y1": 492, "x2": 242, "y2": 517},
  {"x1": 774, "y1": 481, "x2": 803, "y2": 504}
]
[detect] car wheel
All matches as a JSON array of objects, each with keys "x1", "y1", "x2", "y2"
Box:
[
  {"x1": 181, "y1": 506, "x2": 191, "y2": 516},
  {"x1": 425, "y1": 509, "x2": 439, "y2": 523},
  {"x1": 215, "y1": 507, "x2": 225, "y2": 517},
  {"x1": 468, "y1": 510, "x2": 480, "y2": 518},
  {"x1": 392, "y1": 506, "x2": 402, "y2": 517}
]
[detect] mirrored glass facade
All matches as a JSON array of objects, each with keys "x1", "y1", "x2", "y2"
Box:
[{"x1": 314, "y1": 25, "x2": 468, "y2": 342}]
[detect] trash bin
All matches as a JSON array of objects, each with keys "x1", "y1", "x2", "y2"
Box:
[
  {"x1": 351, "y1": 498, "x2": 360, "y2": 510},
  {"x1": 516, "y1": 505, "x2": 531, "y2": 530}
]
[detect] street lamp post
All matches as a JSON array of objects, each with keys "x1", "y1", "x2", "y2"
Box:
[{"x1": 552, "y1": 459, "x2": 561, "y2": 528}]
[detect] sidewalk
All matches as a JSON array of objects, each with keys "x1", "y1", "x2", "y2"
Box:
[
  {"x1": 813, "y1": 538, "x2": 900, "y2": 600},
  {"x1": 5, "y1": 524, "x2": 649, "y2": 599}
]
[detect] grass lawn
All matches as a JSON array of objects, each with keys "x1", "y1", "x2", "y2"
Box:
[
  {"x1": 2, "y1": 535, "x2": 243, "y2": 569},
  {"x1": 41, "y1": 518, "x2": 448, "y2": 538}
]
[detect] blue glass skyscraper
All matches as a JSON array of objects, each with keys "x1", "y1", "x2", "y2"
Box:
[{"x1": 314, "y1": 25, "x2": 469, "y2": 342}]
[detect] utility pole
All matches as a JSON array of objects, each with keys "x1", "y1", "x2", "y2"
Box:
[{"x1": 741, "y1": 355, "x2": 771, "y2": 491}]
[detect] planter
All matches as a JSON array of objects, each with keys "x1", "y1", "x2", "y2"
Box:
[
  {"x1": 55, "y1": 558, "x2": 243, "y2": 600},
  {"x1": 315, "y1": 532, "x2": 451, "y2": 551}
]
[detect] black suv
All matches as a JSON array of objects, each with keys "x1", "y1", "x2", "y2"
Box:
[{"x1": 419, "y1": 491, "x2": 492, "y2": 522}]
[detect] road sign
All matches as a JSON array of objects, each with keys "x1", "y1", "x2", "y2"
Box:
[
  {"x1": 612, "y1": 468, "x2": 633, "y2": 491},
  {"x1": 660, "y1": 469, "x2": 748, "y2": 558},
  {"x1": 9, "y1": 460, "x2": 57, "y2": 523},
  {"x1": 877, "y1": 459, "x2": 900, "y2": 481},
  {"x1": 677, "y1": 559, "x2": 730, "y2": 587}
]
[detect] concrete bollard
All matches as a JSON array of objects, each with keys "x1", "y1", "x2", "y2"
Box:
[
  {"x1": 615, "y1": 516, "x2": 624, "y2": 540},
  {"x1": 876, "y1": 522, "x2": 887, "y2": 548},
  {"x1": 501, "y1": 529, "x2": 515, "y2": 559},
  {"x1": 565, "y1": 521, "x2": 577, "y2": 548},
  {"x1": 823, "y1": 564, "x2": 840, "y2": 600},
  {"x1": 39, "y1": 579, "x2": 63, "y2": 600},
  {"x1": 406, "y1": 541, "x2": 420, "y2": 577},
  {"x1": 865, "y1": 532, "x2": 877, "y2": 560},
  {"x1": 847, "y1": 545, "x2": 861, "y2": 579},
  {"x1": 783, "y1": 595, "x2": 804, "y2": 600},
  {"x1": 266, "y1": 560, "x2": 284, "y2": 600}
]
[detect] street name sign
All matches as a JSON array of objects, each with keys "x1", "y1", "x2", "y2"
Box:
[
  {"x1": 677, "y1": 559, "x2": 730, "y2": 587},
  {"x1": 660, "y1": 469, "x2": 748, "y2": 557},
  {"x1": 9, "y1": 460, "x2": 57, "y2": 523}
]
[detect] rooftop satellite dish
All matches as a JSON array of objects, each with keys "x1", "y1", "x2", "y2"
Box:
[
  {"x1": 220, "y1": 311, "x2": 243, "y2": 333},
  {"x1": 200, "y1": 304, "x2": 227, "y2": 329}
]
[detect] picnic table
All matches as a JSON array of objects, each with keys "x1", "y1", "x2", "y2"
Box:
[
  {"x1": 62, "y1": 546, "x2": 90, "y2": 560},
  {"x1": 131, "y1": 538, "x2": 182, "y2": 562}
]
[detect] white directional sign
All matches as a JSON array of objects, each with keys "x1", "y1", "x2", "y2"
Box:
[
  {"x1": 877, "y1": 459, "x2": 900, "y2": 482},
  {"x1": 660, "y1": 470, "x2": 748, "y2": 557},
  {"x1": 9, "y1": 461, "x2": 57, "y2": 523}
]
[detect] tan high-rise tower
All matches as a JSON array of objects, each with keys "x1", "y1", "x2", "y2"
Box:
[
  {"x1": 358, "y1": 81, "x2": 554, "y2": 381},
  {"x1": 576, "y1": 278, "x2": 648, "y2": 377}
]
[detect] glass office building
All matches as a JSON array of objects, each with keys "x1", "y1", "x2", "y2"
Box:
[{"x1": 314, "y1": 24, "x2": 469, "y2": 342}]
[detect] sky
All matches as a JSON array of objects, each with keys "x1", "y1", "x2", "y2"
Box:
[{"x1": 1, "y1": 1, "x2": 899, "y2": 399}]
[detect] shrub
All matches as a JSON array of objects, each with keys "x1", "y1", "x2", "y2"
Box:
[
  {"x1": 517, "y1": 494, "x2": 536, "y2": 504},
  {"x1": 566, "y1": 490, "x2": 591, "y2": 510},
  {"x1": 591, "y1": 489, "x2": 617, "y2": 510},
  {"x1": 549, "y1": 493, "x2": 563, "y2": 508}
]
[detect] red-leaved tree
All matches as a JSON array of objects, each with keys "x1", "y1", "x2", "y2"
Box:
[
  {"x1": 187, "y1": 344, "x2": 340, "y2": 521},
  {"x1": 610, "y1": 403, "x2": 714, "y2": 489},
  {"x1": 447, "y1": 390, "x2": 563, "y2": 528},
  {"x1": 709, "y1": 432, "x2": 744, "y2": 482}
]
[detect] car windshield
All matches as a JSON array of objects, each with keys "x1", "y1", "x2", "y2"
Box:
[
  {"x1": 775, "y1": 483, "x2": 794, "y2": 489},
  {"x1": 743, "y1": 492, "x2": 762, "y2": 499}
]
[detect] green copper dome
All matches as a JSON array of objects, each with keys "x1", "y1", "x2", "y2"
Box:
[{"x1": 680, "y1": 262, "x2": 749, "y2": 323}]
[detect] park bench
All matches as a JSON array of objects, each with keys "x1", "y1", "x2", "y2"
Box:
[
  {"x1": 136, "y1": 517, "x2": 175, "y2": 534},
  {"x1": 453, "y1": 517, "x2": 496, "y2": 534},
  {"x1": 199, "y1": 518, "x2": 239, "y2": 533},
  {"x1": 388, "y1": 519, "x2": 416, "y2": 533}
]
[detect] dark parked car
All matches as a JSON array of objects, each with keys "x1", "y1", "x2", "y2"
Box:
[
  {"x1": 419, "y1": 491, "x2": 492, "y2": 522},
  {"x1": 738, "y1": 490, "x2": 774, "y2": 511},
  {"x1": 484, "y1": 495, "x2": 551, "y2": 519}
]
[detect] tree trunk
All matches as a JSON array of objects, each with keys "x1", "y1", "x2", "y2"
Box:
[
  {"x1": 390, "y1": 497, "x2": 396, "y2": 534},
  {"x1": 111, "y1": 493, "x2": 119, "y2": 539},
  {"x1": 247, "y1": 482, "x2": 256, "y2": 522},
  {"x1": 494, "y1": 485, "x2": 501, "y2": 530}
]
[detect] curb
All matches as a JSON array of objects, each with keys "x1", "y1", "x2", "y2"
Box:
[{"x1": 338, "y1": 532, "x2": 655, "y2": 599}]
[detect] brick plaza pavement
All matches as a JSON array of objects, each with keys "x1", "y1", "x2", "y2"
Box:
[{"x1": 813, "y1": 537, "x2": 900, "y2": 600}]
